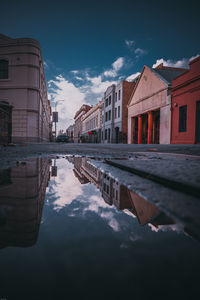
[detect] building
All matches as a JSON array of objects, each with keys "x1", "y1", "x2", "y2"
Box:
[
  {"x1": 0, "y1": 157, "x2": 51, "y2": 248},
  {"x1": 101, "y1": 84, "x2": 115, "y2": 143},
  {"x1": 128, "y1": 64, "x2": 186, "y2": 144},
  {"x1": 0, "y1": 34, "x2": 52, "y2": 143},
  {"x1": 81, "y1": 101, "x2": 102, "y2": 143},
  {"x1": 113, "y1": 80, "x2": 136, "y2": 143},
  {"x1": 101, "y1": 81, "x2": 136, "y2": 144},
  {"x1": 171, "y1": 56, "x2": 200, "y2": 144},
  {"x1": 80, "y1": 157, "x2": 101, "y2": 188},
  {"x1": 74, "y1": 104, "x2": 91, "y2": 143},
  {"x1": 66, "y1": 125, "x2": 74, "y2": 142}
]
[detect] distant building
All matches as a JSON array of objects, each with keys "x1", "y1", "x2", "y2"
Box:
[
  {"x1": 74, "y1": 104, "x2": 91, "y2": 143},
  {"x1": 101, "y1": 84, "x2": 115, "y2": 144},
  {"x1": 101, "y1": 81, "x2": 136, "y2": 144},
  {"x1": 127, "y1": 64, "x2": 186, "y2": 144},
  {"x1": 113, "y1": 80, "x2": 136, "y2": 143},
  {"x1": 0, "y1": 34, "x2": 52, "y2": 143},
  {"x1": 171, "y1": 56, "x2": 200, "y2": 144},
  {"x1": 81, "y1": 101, "x2": 102, "y2": 143},
  {"x1": 66, "y1": 125, "x2": 74, "y2": 142}
]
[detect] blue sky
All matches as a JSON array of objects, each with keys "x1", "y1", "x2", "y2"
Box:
[{"x1": 1, "y1": 0, "x2": 200, "y2": 131}]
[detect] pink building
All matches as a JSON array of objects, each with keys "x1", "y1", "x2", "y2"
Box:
[{"x1": 0, "y1": 34, "x2": 51, "y2": 143}]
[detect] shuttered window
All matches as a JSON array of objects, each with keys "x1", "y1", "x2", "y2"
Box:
[{"x1": 179, "y1": 105, "x2": 187, "y2": 132}]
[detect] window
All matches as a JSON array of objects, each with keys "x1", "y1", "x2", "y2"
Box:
[
  {"x1": 118, "y1": 106, "x2": 120, "y2": 118},
  {"x1": 108, "y1": 110, "x2": 111, "y2": 120},
  {"x1": 115, "y1": 107, "x2": 117, "y2": 118},
  {"x1": 179, "y1": 105, "x2": 187, "y2": 132},
  {"x1": 118, "y1": 90, "x2": 121, "y2": 100},
  {"x1": 115, "y1": 93, "x2": 117, "y2": 102},
  {"x1": 0, "y1": 60, "x2": 8, "y2": 79},
  {"x1": 109, "y1": 96, "x2": 111, "y2": 105},
  {"x1": 106, "y1": 98, "x2": 108, "y2": 107},
  {"x1": 102, "y1": 131, "x2": 104, "y2": 140},
  {"x1": 105, "y1": 129, "x2": 107, "y2": 140},
  {"x1": 105, "y1": 112, "x2": 108, "y2": 122}
]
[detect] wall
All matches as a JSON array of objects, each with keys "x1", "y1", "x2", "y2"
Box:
[
  {"x1": 171, "y1": 57, "x2": 200, "y2": 144},
  {"x1": 0, "y1": 34, "x2": 51, "y2": 143}
]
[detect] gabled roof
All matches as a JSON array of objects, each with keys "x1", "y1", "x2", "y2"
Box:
[
  {"x1": 127, "y1": 65, "x2": 187, "y2": 107},
  {"x1": 152, "y1": 68, "x2": 187, "y2": 85}
]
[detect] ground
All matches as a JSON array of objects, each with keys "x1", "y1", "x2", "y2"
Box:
[{"x1": 0, "y1": 142, "x2": 200, "y2": 170}]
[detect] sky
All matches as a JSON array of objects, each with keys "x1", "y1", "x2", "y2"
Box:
[{"x1": 1, "y1": 0, "x2": 200, "y2": 131}]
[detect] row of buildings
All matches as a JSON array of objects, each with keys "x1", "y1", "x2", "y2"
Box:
[
  {"x1": 73, "y1": 56, "x2": 200, "y2": 144},
  {"x1": 0, "y1": 34, "x2": 52, "y2": 143}
]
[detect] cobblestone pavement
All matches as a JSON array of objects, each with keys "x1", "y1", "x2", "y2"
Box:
[{"x1": 0, "y1": 142, "x2": 200, "y2": 170}]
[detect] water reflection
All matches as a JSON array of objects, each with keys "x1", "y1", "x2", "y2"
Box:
[
  {"x1": 0, "y1": 158, "x2": 51, "y2": 248},
  {"x1": 72, "y1": 156, "x2": 175, "y2": 231}
]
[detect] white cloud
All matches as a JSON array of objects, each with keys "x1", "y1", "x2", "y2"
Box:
[
  {"x1": 75, "y1": 76, "x2": 83, "y2": 81},
  {"x1": 126, "y1": 72, "x2": 140, "y2": 82},
  {"x1": 135, "y1": 48, "x2": 147, "y2": 58},
  {"x1": 152, "y1": 55, "x2": 199, "y2": 69},
  {"x1": 189, "y1": 54, "x2": 200, "y2": 61},
  {"x1": 104, "y1": 57, "x2": 125, "y2": 78},
  {"x1": 48, "y1": 75, "x2": 87, "y2": 131},
  {"x1": 43, "y1": 61, "x2": 48, "y2": 69},
  {"x1": 50, "y1": 160, "x2": 83, "y2": 211},
  {"x1": 71, "y1": 70, "x2": 79, "y2": 74},
  {"x1": 86, "y1": 74, "x2": 116, "y2": 94},
  {"x1": 125, "y1": 40, "x2": 135, "y2": 49}
]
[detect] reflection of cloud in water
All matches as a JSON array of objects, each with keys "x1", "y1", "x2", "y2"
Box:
[
  {"x1": 48, "y1": 160, "x2": 121, "y2": 232},
  {"x1": 50, "y1": 160, "x2": 83, "y2": 211},
  {"x1": 84, "y1": 196, "x2": 120, "y2": 232},
  {"x1": 148, "y1": 223, "x2": 184, "y2": 233}
]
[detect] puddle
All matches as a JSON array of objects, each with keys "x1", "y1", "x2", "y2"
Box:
[{"x1": 0, "y1": 156, "x2": 199, "y2": 300}]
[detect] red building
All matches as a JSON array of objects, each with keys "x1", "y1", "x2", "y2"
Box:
[{"x1": 171, "y1": 56, "x2": 200, "y2": 144}]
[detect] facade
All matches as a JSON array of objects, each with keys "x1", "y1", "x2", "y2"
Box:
[
  {"x1": 128, "y1": 64, "x2": 186, "y2": 144},
  {"x1": 113, "y1": 80, "x2": 136, "y2": 143},
  {"x1": 81, "y1": 101, "x2": 102, "y2": 143},
  {"x1": 171, "y1": 56, "x2": 200, "y2": 144},
  {"x1": 101, "y1": 81, "x2": 136, "y2": 144},
  {"x1": 74, "y1": 104, "x2": 91, "y2": 143},
  {"x1": 0, "y1": 34, "x2": 52, "y2": 143},
  {"x1": 101, "y1": 84, "x2": 115, "y2": 143}
]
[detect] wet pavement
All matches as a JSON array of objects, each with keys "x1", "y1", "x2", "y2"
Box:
[{"x1": 0, "y1": 156, "x2": 200, "y2": 300}]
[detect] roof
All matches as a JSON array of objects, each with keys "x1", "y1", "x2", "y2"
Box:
[{"x1": 152, "y1": 68, "x2": 187, "y2": 85}]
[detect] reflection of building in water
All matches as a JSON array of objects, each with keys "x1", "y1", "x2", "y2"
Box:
[
  {"x1": 72, "y1": 156, "x2": 89, "y2": 184},
  {"x1": 99, "y1": 172, "x2": 113, "y2": 205},
  {"x1": 99, "y1": 171, "x2": 173, "y2": 227},
  {"x1": 80, "y1": 157, "x2": 101, "y2": 188},
  {"x1": 0, "y1": 158, "x2": 51, "y2": 248}
]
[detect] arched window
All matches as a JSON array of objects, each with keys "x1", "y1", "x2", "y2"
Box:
[{"x1": 0, "y1": 60, "x2": 8, "y2": 79}]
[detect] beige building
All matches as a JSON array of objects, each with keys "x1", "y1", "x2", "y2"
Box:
[
  {"x1": 81, "y1": 101, "x2": 102, "y2": 143},
  {"x1": 0, "y1": 34, "x2": 51, "y2": 143},
  {"x1": 127, "y1": 64, "x2": 186, "y2": 144},
  {"x1": 74, "y1": 104, "x2": 91, "y2": 143}
]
